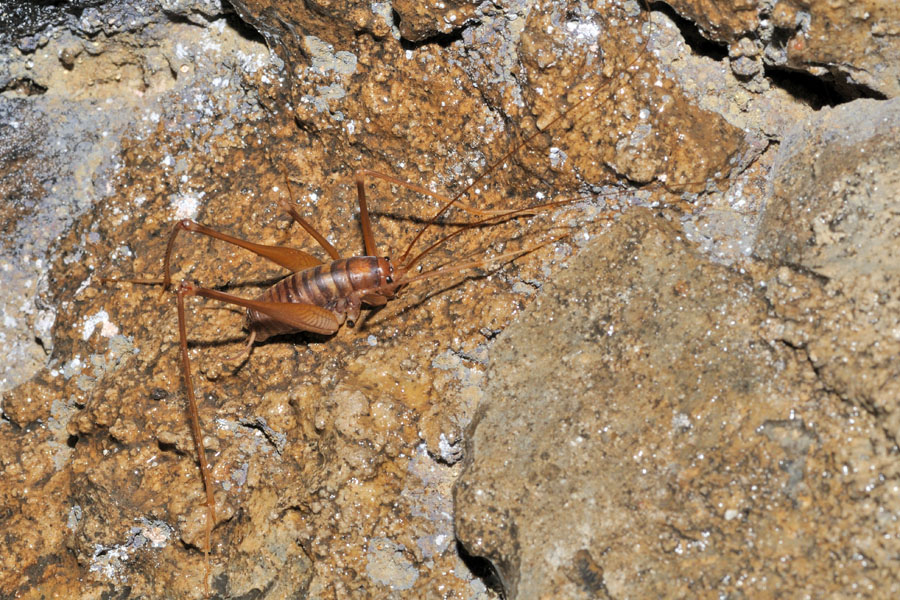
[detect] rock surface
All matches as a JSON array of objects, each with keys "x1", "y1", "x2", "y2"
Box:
[
  {"x1": 0, "y1": 0, "x2": 898, "y2": 598},
  {"x1": 456, "y1": 208, "x2": 900, "y2": 597},
  {"x1": 757, "y1": 97, "x2": 900, "y2": 451},
  {"x1": 664, "y1": 0, "x2": 900, "y2": 97},
  {"x1": 455, "y1": 95, "x2": 900, "y2": 598}
]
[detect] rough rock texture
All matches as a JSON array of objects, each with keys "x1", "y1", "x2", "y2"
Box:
[
  {"x1": 1, "y1": 0, "x2": 898, "y2": 598},
  {"x1": 455, "y1": 96, "x2": 900, "y2": 598},
  {"x1": 757, "y1": 97, "x2": 900, "y2": 447},
  {"x1": 664, "y1": 0, "x2": 900, "y2": 97},
  {"x1": 456, "y1": 209, "x2": 900, "y2": 597}
]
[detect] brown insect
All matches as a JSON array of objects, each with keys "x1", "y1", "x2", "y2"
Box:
[
  {"x1": 156, "y1": 170, "x2": 555, "y2": 574},
  {"x1": 106, "y1": 166, "x2": 561, "y2": 594},
  {"x1": 104, "y1": 0, "x2": 737, "y2": 592}
]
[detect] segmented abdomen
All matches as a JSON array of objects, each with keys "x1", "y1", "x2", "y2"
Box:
[{"x1": 248, "y1": 256, "x2": 383, "y2": 341}]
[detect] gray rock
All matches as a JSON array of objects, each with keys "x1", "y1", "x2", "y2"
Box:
[
  {"x1": 757, "y1": 97, "x2": 900, "y2": 440},
  {"x1": 456, "y1": 209, "x2": 900, "y2": 597}
]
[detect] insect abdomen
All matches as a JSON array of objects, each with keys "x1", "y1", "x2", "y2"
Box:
[{"x1": 249, "y1": 256, "x2": 384, "y2": 341}]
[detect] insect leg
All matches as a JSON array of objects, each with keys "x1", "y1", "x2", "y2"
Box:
[
  {"x1": 163, "y1": 219, "x2": 323, "y2": 290},
  {"x1": 277, "y1": 169, "x2": 342, "y2": 260},
  {"x1": 183, "y1": 282, "x2": 340, "y2": 336},
  {"x1": 172, "y1": 279, "x2": 342, "y2": 587},
  {"x1": 174, "y1": 282, "x2": 218, "y2": 596}
]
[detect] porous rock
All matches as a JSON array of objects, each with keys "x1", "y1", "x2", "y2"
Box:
[{"x1": 456, "y1": 208, "x2": 900, "y2": 597}]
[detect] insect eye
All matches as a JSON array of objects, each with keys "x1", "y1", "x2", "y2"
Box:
[{"x1": 386, "y1": 276, "x2": 394, "y2": 284}]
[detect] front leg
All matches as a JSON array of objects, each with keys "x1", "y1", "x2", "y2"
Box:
[
  {"x1": 345, "y1": 294, "x2": 363, "y2": 326},
  {"x1": 345, "y1": 292, "x2": 389, "y2": 326}
]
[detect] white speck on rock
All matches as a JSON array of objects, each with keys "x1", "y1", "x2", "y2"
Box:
[
  {"x1": 171, "y1": 191, "x2": 203, "y2": 220},
  {"x1": 82, "y1": 310, "x2": 119, "y2": 341}
]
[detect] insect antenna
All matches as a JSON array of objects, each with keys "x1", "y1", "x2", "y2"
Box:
[
  {"x1": 397, "y1": 0, "x2": 653, "y2": 268},
  {"x1": 399, "y1": 165, "x2": 737, "y2": 276},
  {"x1": 400, "y1": 233, "x2": 571, "y2": 291}
]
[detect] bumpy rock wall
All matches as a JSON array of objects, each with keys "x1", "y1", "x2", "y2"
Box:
[{"x1": 1, "y1": 0, "x2": 897, "y2": 598}]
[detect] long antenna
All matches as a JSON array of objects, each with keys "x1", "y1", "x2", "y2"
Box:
[
  {"x1": 402, "y1": 166, "x2": 741, "y2": 272},
  {"x1": 397, "y1": 0, "x2": 652, "y2": 267}
]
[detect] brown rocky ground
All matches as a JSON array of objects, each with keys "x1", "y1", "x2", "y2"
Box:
[{"x1": 1, "y1": 0, "x2": 897, "y2": 598}]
